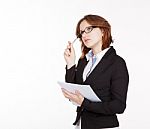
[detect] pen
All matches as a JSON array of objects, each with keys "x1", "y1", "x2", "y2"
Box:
[{"x1": 71, "y1": 33, "x2": 82, "y2": 44}]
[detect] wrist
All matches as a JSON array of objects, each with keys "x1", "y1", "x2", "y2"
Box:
[{"x1": 67, "y1": 63, "x2": 75, "y2": 69}]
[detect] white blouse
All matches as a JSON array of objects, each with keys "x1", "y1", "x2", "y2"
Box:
[{"x1": 83, "y1": 47, "x2": 110, "y2": 81}]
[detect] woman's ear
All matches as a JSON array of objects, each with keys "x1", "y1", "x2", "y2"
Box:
[{"x1": 100, "y1": 29, "x2": 104, "y2": 37}]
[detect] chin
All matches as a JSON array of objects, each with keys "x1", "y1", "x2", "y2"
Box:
[
  {"x1": 84, "y1": 43, "x2": 92, "y2": 48},
  {"x1": 85, "y1": 43, "x2": 94, "y2": 49},
  {"x1": 85, "y1": 44, "x2": 92, "y2": 48}
]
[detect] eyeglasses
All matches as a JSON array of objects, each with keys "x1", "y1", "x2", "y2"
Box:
[{"x1": 79, "y1": 26, "x2": 99, "y2": 38}]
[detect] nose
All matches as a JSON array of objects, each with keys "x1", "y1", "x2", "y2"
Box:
[{"x1": 81, "y1": 31, "x2": 87, "y2": 38}]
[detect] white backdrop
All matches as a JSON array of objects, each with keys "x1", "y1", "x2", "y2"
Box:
[{"x1": 0, "y1": 0, "x2": 150, "y2": 129}]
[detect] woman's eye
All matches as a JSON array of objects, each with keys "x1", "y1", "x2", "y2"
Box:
[{"x1": 86, "y1": 27, "x2": 92, "y2": 32}]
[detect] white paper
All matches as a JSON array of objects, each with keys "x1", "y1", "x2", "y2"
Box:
[{"x1": 58, "y1": 81, "x2": 101, "y2": 102}]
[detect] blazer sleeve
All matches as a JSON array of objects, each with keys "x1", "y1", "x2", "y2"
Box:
[
  {"x1": 65, "y1": 65, "x2": 76, "y2": 83},
  {"x1": 81, "y1": 57, "x2": 129, "y2": 115},
  {"x1": 65, "y1": 58, "x2": 84, "y2": 83}
]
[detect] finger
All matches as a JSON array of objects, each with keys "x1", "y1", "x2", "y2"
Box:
[
  {"x1": 64, "y1": 50, "x2": 69, "y2": 56},
  {"x1": 67, "y1": 41, "x2": 72, "y2": 50},
  {"x1": 70, "y1": 42, "x2": 75, "y2": 51},
  {"x1": 66, "y1": 49, "x2": 71, "y2": 54},
  {"x1": 64, "y1": 52, "x2": 69, "y2": 57},
  {"x1": 75, "y1": 90, "x2": 83, "y2": 98},
  {"x1": 64, "y1": 49, "x2": 70, "y2": 56},
  {"x1": 61, "y1": 89, "x2": 70, "y2": 98},
  {"x1": 64, "y1": 48, "x2": 70, "y2": 53},
  {"x1": 62, "y1": 91, "x2": 73, "y2": 100},
  {"x1": 62, "y1": 92, "x2": 70, "y2": 99},
  {"x1": 68, "y1": 41, "x2": 71, "y2": 45},
  {"x1": 62, "y1": 90, "x2": 76, "y2": 100},
  {"x1": 67, "y1": 44, "x2": 71, "y2": 48},
  {"x1": 75, "y1": 90, "x2": 80, "y2": 95},
  {"x1": 61, "y1": 88, "x2": 71, "y2": 95},
  {"x1": 61, "y1": 88, "x2": 67, "y2": 93},
  {"x1": 65, "y1": 46, "x2": 71, "y2": 54},
  {"x1": 63, "y1": 89, "x2": 74, "y2": 96},
  {"x1": 67, "y1": 43, "x2": 71, "y2": 49}
]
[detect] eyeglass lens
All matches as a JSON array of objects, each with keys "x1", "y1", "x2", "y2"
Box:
[
  {"x1": 84, "y1": 26, "x2": 93, "y2": 33},
  {"x1": 80, "y1": 26, "x2": 96, "y2": 38}
]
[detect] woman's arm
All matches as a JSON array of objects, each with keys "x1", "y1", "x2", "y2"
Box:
[
  {"x1": 65, "y1": 65, "x2": 76, "y2": 83},
  {"x1": 64, "y1": 41, "x2": 76, "y2": 83}
]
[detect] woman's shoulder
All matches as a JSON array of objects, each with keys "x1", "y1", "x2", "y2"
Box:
[
  {"x1": 115, "y1": 54, "x2": 126, "y2": 62},
  {"x1": 113, "y1": 54, "x2": 128, "y2": 70},
  {"x1": 109, "y1": 46, "x2": 126, "y2": 63}
]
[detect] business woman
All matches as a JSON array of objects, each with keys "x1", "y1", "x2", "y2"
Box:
[{"x1": 62, "y1": 14, "x2": 129, "y2": 129}]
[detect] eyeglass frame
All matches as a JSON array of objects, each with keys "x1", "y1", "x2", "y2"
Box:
[{"x1": 79, "y1": 26, "x2": 100, "y2": 38}]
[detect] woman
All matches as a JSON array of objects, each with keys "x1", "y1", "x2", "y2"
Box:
[{"x1": 62, "y1": 14, "x2": 129, "y2": 129}]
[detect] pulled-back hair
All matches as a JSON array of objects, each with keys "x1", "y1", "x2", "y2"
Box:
[{"x1": 76, "y1": 14, "x2": 113, "y2": 58}]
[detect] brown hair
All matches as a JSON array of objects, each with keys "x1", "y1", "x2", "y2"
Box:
[{"x1": 76, "y1": 14, "x2": 113, "y2": 58}]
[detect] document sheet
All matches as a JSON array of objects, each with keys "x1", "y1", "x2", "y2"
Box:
[{"x1": 58, "y1": 81, "x2": 101, "y2": 102}]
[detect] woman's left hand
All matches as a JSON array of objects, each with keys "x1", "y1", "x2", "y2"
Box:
[{"x1": 61, "y1": 88, "x2": 84, "y2": 106}]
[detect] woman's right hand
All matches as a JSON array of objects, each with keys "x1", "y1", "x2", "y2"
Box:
[{"x1": 64, "y1": 41, "x2": 76, "y2": 69}]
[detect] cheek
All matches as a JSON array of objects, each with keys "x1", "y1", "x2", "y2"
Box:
[
  {"x1": 93, "y1": 32, "x2": 103, "y2": 42},
  {"x1": 97, "y1": 31, "x2": 103, "y2": 38}
]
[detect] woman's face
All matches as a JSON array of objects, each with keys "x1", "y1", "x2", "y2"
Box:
[{"x1": 80, "y1": 20, "x2": 103, "y2": 50}]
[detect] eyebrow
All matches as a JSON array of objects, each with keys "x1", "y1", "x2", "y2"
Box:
[
  {"x1": 80, "y1": 26, "x2": 91, "y2": 32},
  {"x1": 80, "y1": 26, "x2": 99, "y2": 32}
]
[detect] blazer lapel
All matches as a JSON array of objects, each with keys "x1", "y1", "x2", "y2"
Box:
[{"x1": 83, "y1": 46, "x2": 116, "y2": 84}]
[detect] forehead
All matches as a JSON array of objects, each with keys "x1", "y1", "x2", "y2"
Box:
[{"x1": 80, "y1": 20, "x2": 91, "y2": 31}]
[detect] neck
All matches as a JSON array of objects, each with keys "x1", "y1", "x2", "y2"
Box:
[
  {"x1": 92, "y1": 46, "x2": 102, "y2": 55},
  {"x1": 91, "y1": 41, "x2": 103, "y2": 55}
]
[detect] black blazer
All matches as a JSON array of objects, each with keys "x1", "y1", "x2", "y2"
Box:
[{"x1": 65, "y1": 46, "x2": 129, "y2": 129}]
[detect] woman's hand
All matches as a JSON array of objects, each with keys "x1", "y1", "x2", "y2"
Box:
[
  {"x1": 64, "y1": 41, "x2": 76, "y2": 69},
  {"x1": 61, "y1": 88, "x2": 84, "y2": 106}
]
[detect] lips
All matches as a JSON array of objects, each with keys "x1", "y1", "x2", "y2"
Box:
[{"x1": 84, "y1": 39, "x2": 91, "y2": 43}]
